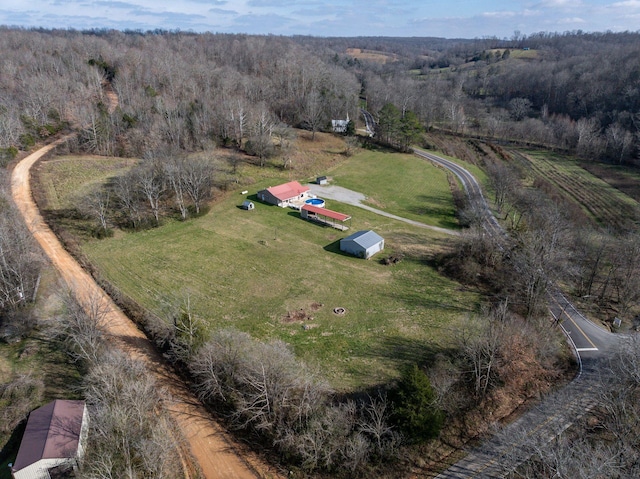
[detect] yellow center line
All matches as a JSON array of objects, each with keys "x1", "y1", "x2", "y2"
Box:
[{"x1": 564, "y1": 311, "x2": 598, "y2": 350}]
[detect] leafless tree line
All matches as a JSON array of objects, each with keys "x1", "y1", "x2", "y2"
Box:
[
  {"x1": 0, "y1": 185, "x2": 44, "y2": 335},
  {"x1": 187, "y1": 328, "x2": 402, "y2": 475},
  {"x1": 451, "y1": 142, "x2": 640, "y2": 326},
  {"x1": 50, "y1": 292, "x2": 183, "y2": 478},
  {"x1": 0, "y1": 29, "x2": 360, "y2": 164},
  {"x1": 78, "y1": 153, "x2": 214, "y2": 232}
]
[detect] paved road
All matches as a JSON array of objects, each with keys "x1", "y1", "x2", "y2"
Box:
[
  {"x1": 360, "y1": 108, "x2": 376, "y2": 137},
  {"x1": 410, "y1": 147, "x2": 620, "y2": 478},
  {"x1": 413, "y1": 148, "x2": 505, "y2": 239}
]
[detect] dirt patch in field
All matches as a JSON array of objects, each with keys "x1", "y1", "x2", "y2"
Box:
[{"x1": 283, "y1": 308, "x2": 316, "y2": 323}]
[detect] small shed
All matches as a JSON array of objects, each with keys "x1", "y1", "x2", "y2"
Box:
[
  {"x1": 241, "y1": 200, "x2": 255, "y2": 210},
  {"x1": 12, "y1": 400, "x2": 89, "y2": 479},
  {"x1": 340, "y1": 230, "x2": 385, "y2": 259},
  {"x1": 316, "y1": 176, "x2": 328, "y2": 185}
]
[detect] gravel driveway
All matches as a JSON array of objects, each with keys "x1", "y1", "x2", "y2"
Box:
[{"x1": 307, "y1": 183, "x2": 458, "y2": 235}]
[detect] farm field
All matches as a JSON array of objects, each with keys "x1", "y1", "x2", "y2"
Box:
[
  {"x1": 579, "y1": 161, "x2": 640, "y2": 204},
  {"x1": 39, "y1": 148, "x2": 480, "y2": 391},
  {"x1": 512, "y1": 150, "x2": 640, "y2": 230}
]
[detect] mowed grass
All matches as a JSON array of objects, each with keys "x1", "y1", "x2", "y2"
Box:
[
  {"x1": 518, "y1": 150, "x2": 640, "y2": 230},
  {"x1": 41, "y1": 147, "x2": 480, "y2": 391},
  {"x1": 328, "y1": 149, "x2": 460, "y2": 229},
  {"x1": 36, "y1": 155, "x2": 135, "y2": 209}
]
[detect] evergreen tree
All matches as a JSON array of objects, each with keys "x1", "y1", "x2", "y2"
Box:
[
  {"x1": 399, "y1": 110, "x2": 423, "y2": 151},
  {"x1": 377, "y1": 103, "x2": 401, "y2": 145},
  {"x1": 389, "y1": 364, "x2": 444, "y2": 443}
]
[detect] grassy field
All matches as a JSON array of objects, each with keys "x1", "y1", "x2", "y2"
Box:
[
  {"x1": 34, "y1": 155, "x2": 134, "y2": 210},
  {"x1": 40, "y1": 145, "x2": 480, "y2": 391},
  {"x1": 579, "y1": 161, "x2": 640, "y2": 203},
  {"x1": 326, "y1": 149, "x2": 460, "y2": 229},
  {"x1": 514, "y1": 150, "x2": 640, "y2": 230}
]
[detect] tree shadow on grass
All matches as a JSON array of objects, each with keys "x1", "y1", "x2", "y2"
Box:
[
  {"x1": 365, "y1": 335, "x2": 446, "y2": 365},
  {"x1": 338, "y1": 337, "x2": 459, "y2": 402},
  {"x1": 407, "y1": 194, "x2": 459, "y2": 229},
  {"x1": 384, "y1": 288, "x2": 477, "y2": 315}
]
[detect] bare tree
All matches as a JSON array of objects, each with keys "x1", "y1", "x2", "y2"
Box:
[
  {"x1": 182, "y1": 158, "x2": 213, "y2": 215},
  {"x1": 456, "y1": 315, "x2": 503, "y2": 397},
  {"x1": 246, "y1": 107, "x2": 275, "y2": 166},
  {"x1": 52, "y1": 290, "x2": 110, "y2": 365},
  {"x1": 487, "y1": 162, "x2": 518, "y2": 214},
  {"x1": 112, "y1": 169, "x2": 142, "y2": 228},
  {"x1": 80, "y1": 350, "x2": 183, "y2": 479},
  {"x1": 0, "y1": 374, "x2": 44, "y2": 436},
  {"x1": 606, "y1": 122, "x2": 635, "y2": 164},
  {"x1": 0, "y1": 200, "x2": 43, "y2": 310},
  {"x1": 301, "y1": 91, "x2": 325, "y2": 140},
  {"x1": 164, "y1": 156, "x2": 188, "y2": 220},
  {"x1": 273, "y1": 122, "x2": 295, "y2": 169},
  {"x1": 78, "y1": 185, "x2": 110, "y2": 232},
  {"x1": 576, "y1": 117, "x2": 604, "y2": 159},
  {"x1": 136, "y1": 162, "x2": 167, "y2": 224}
]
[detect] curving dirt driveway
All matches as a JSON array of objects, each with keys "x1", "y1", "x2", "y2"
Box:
[{"x1": 11, "y1": 137, "x2": 282, "y2": 479}]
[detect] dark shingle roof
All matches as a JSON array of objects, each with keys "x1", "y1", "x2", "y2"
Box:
[{"x1": 12, "y1": 400, "x2": 85, "y2": 473}]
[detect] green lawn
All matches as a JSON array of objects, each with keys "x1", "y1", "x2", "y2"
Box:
[
  {"x1": 37, "y1": 156, "x2": 135, "y2": 210},
  {"x1": 327, "y1": 150, "x2": 461, "y2": 229},
  {"x1": 41, "y1": 149, "x2": 481, "y2": 391}
]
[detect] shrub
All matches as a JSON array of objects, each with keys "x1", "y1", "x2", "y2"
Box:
[{"x1": 389, "y1": 364, "x2": 444, "y2": 443}]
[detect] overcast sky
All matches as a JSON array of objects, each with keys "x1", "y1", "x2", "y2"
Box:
[{"x1": 1, "y1": 0, "x2": 639, "y2": 38}]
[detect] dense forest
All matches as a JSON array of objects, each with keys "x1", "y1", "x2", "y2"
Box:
[
  {"x1": 1, "y1": 28, "x2": 639, "y2": 166},
  {"x1": 2, "y1": 27, "x2": 640, "y2": 478}
]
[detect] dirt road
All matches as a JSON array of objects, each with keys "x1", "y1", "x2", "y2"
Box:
[{"x1": 11, "y1": 137, "x2": 281, "y2": 479}]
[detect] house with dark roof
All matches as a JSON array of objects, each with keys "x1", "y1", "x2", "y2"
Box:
[
  {"x1": 257, "y1": 181, "x2": 311, "y2": 207},
  {"x1": 340, "y1": 230, "x2": 385, "y2": 259},
  {"x1": 11, "y1": 400, "x2": 88, "y2": 479}
]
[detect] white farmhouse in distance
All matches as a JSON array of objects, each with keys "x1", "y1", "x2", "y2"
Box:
[{"x1": 331, "y1": 113, "x2": 350, "y2": 133}]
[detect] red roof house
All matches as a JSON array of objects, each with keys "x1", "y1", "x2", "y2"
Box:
[
  {"x1": 257, "y1": 181, "x2": 311, "y2": 207},
  {"x1": 12, "y1": 400, "x2": 88, "y2": 479}
]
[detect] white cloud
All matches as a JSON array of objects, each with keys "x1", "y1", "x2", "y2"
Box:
[
  {"x1": 535, "y1": 0, "x2": 584, "y2": 7},
  {"x1": 557, "y1": 16, "x2": 587, "y2": 23},
  {"x1": 482, "y1": 11, "x2": 517, "y2": 18}
]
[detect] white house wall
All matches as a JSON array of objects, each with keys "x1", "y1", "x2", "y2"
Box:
[{"x1": 13, "y1": 458, "x2": 71, "y2": 479}]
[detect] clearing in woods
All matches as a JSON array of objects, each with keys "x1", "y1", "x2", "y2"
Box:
[{"x1": 37, "y1": 143, "x2": 480, "y2": 391}]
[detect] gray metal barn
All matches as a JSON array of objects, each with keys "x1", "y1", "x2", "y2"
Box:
[{"x1": 340, "y1": 230, "x2": 384, "y2": 259}]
